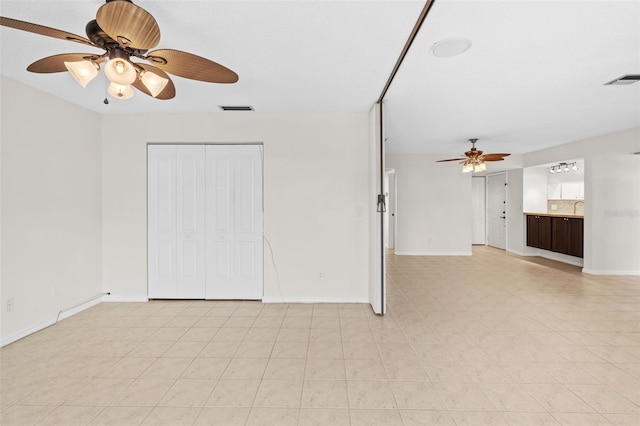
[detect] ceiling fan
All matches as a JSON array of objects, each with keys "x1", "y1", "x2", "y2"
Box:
[
  {"x1": 436, "y1": 138, "x2": 510, "y2": 173},
  {"x1": 0, "y1": 0, "x2": 238, "y2": 100}
]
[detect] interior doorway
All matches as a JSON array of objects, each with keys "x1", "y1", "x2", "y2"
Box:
[{"x1": 486, "y1": 173, "x2": 507, "y2": 250}]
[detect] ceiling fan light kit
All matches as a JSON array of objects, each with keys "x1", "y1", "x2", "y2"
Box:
[
  {"x1": 108, "y1": 82, "x2": 134, "y2": 99},
  {"x1": 437, "y1": 138, "x2": 510, "y2": 173},
  {"x1": 64, "y1": 60, "x2": 99, "y2": 87},
  {"x1": 0, "y1": 0, "x2": 238, "y2": 101},
  {"x1": 140, "y1": 70, "x2": 169, "y2": 97},
  {"x1": 105, "y1": 57, "x2": 137, "y2": 86}
]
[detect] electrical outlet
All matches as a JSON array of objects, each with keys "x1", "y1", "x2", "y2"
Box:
[
  {"x1": 318, "y1": 271, "x2": 324, "y2": 279},
  {"x1": 6, "y1": 298, "x2": 14, "y2": 313}
]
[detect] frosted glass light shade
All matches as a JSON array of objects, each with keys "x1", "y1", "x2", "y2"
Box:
[
  {"x1": 64, "y1": 60, "x2": 99, "y2": 88},
  {"x1": 105, "y1": 58, "x2": 137, "y2": 85},
  {"x1": 474, "y1": 162, "x2": 487, "y2": 172},
  {"x1": 108, "y1": 83, "x2": 134, "y2": 99},
  {"x1": 141, "y1": 70, "x2": 169, "y2": 97},
  {"x1": 462, "y1": 162, "x2": 474, "y2": 173}
]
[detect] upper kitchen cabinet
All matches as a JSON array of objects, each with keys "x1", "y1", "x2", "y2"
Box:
[{"x1": 560, "y1": 182, "x2": 584, "y2": 200}]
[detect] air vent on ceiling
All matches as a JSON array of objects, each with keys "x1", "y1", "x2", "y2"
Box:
[
  {"x1": 219, "y1": 106, "x2": 254, "y2": 111},
  {"x1": 604, "y1": 74, "x2": 640, "y2": 85}
]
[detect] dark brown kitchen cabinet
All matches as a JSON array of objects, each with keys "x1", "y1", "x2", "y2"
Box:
[
  {"x1": 527, "y1": 215, "x2": 552, "y2": 250},
  {"x1": 567, "y1": 218, "x2": 584, "y2": 257},
  {"x1": 527, "y1": 214, "x2": 583, "y2": 258},
  {"x1": 551, "y1": 217, "x2": 569, "y2": 253}
]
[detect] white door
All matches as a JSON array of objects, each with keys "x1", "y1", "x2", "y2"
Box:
[
  {"x1": 148, "y1": 145, "x2": 206, "y2": 298},
  {"x1": 487, "y1": 173, "x2": 507, "y2": 250},
  {"x1": 471, "y1": 176, "x2": 486, "y2": 244},
  {"x1": 383, "y1": 170, "x2": 396, "y2": 250},
  {"x1": 206, "y1": 145, "x2": 263, "y2": 299}
]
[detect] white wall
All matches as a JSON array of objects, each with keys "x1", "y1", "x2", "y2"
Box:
[
  {"x1": 101, "y1": 113, "x2": 371, "y2": 303},
  {"x1": 506, "y1": 169, "x2": 525, "y2": 255},
  {"x1": 385, "y1": 155, "x2": 472, "y2": 255},
  {"x1": 524, "y1": 127, "x2": 640, "y2": 274},
  {"x1": 1, "y1": 77, "x2": 102, "y2": 344},
  {"x1": 522, "y1": 167, "x2": 548, "y2": 213},
  {"x1": 585, "y1": 152, "x2": 640, "y2": 274}
]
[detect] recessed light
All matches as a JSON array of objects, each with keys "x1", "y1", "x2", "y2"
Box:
[{"x1": 431, "y1": 38, "x2": 472, "y2": 58}]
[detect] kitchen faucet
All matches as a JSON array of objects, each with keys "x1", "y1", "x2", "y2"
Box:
[{"x1": 573, "y1": 200, "x2": 584, "y2": 215}]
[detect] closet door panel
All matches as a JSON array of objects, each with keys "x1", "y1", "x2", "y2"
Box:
[
  {"x1": 206, "y1": 145, "x2": 263, "y2": 300},
  {"x1": 206, "y1": 146, "x2": 236, "y2": 298},
  {"x1": 176, "y1": 145, "x2": 206, "y2": 298},
  {"x1": 148, "y1": 145, "x2": 178, "y2": 298},
  {"x1": 233, "y1": 146, "x2": 263, "y2": 299}
]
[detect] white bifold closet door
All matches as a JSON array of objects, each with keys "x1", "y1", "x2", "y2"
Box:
[
  {"x1": 205, "y1": 145, "x2": 263, "y2": 299},
  {"x1": 148, "y1": 144, "x2": 263, "y2": 300},
  {"x1": 148, "y1": 145, "x2": 206, "y2": 299}
]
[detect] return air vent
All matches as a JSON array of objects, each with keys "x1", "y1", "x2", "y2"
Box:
[
  {"x1": 604, "y1": 74, "x2": 640, "y2": 85},
  {"x1": 219, "y1": 106, "x2": 254, "y2": 111}
]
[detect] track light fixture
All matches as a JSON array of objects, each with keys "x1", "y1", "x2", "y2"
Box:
[{"x1": 549, "y1": 162, "x2": 578, "y2": 174}]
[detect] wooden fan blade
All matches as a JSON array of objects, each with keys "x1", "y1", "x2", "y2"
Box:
[
  {"x1": 147, "y1": 49, "x2": 238, "y2": 83},
  {"x1": 96, "y1": 1, "x2": 160, "y2": 50},
  {"x1": 0, "y1": 16, "x2": 95, "y2": 47},
  {"x1": 131, "y1": 63, "x2": 176, "y2": 100},
  {"x1": 27, "y1": 53, "x2": 100, "y2": 73},
  {"x1": 436, "y1": 158, "x2": 466, "y2": 163},
  {"x1": 482, "y1": 153, "x2": 511, "y2": 161}
]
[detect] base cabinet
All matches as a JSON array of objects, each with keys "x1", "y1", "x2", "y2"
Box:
[
  {"x1": 527, "y1": 215, "x2": 583, "y2": 258},
  {"x1": 526, "y1": 215, "x2": 552, "y2": 251},
  {"x1": 567, "y1": 218, "x2": 584, "y2": 258}
]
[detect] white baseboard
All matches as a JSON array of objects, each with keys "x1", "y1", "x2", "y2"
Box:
[
  {"x1": 393, "y1": 251, "x2": 473, "y2": 256},
  {"x1": 517, "y1": 247, "x2": 584, "y2": 267},
  {"x1": 1, "y1": 296, "x2": 103, "y2": 348},
  {"x1": 102, "y1": 295, "x2": 149, "y2": 302},
  {"x1": 1, "y1": 317, "x2": 57, "y2": 348},
  {"x1": 262, "y1": 297, "x2": 369, "y2": 304},
  {"x1": 506, "y1": 249, "x2": 527, "y2": 256},
  {"x1": 582, "y1": 268, "x2": 640, "y2": 276},
  {"x1": 59, "y1": 296, "x2": 103, "y2": 321}
]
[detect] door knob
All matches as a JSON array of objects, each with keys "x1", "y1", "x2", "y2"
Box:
[{"x1": 500, "y1": 216, "x2": 506, "y2": 219}]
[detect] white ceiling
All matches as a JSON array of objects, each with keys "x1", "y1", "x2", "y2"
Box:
[
  {"x1": 0, "y1": 0, "x2": 423, "y2": 114},
  {"x1": 385, "y1": 0, "x2": 640, "y2": 155},
  {"x1": 1, "y1": 0, "x2": 639, "y2": 156}
]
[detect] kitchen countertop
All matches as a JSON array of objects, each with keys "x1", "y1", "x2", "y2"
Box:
[{"x1": 524, "y1": 212, "x2": 584, "y2": 218}]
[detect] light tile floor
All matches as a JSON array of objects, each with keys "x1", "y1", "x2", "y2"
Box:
[{"x1": 1, "y1": 247, "x2": 639, "y2": 425}]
